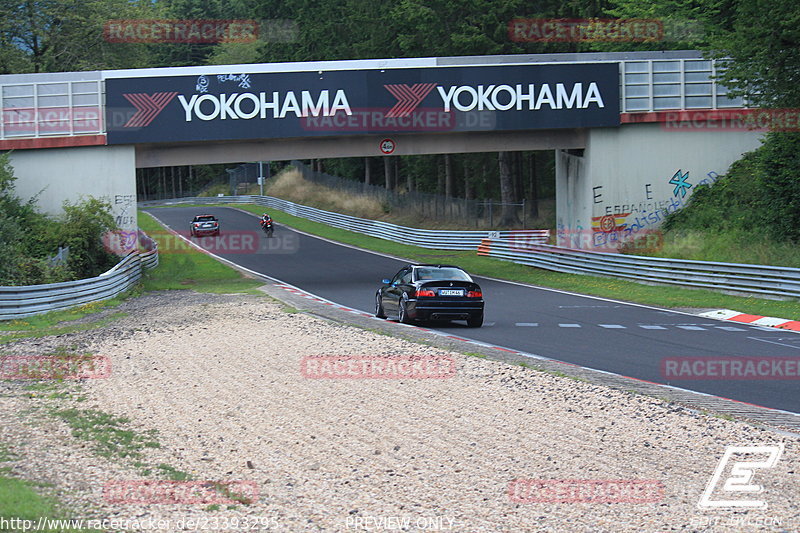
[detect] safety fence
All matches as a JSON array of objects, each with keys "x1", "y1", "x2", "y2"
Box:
[
  {"x1": 478, "y1": 239, "x2": 800, "y2": 299},
  {"x1": 142, "y1": 195, "x2": 550, "y2": 251},
  {"x1": 0, "y1": 241, "x2": 159, "y2": 320},
  {"x1": 289, "y1": 160, "x2": 533, "y2": 227}
]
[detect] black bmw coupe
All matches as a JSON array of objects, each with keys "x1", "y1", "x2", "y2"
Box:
[{"x1": 375, "y1": 264, "x2": 484, "y2": 327}]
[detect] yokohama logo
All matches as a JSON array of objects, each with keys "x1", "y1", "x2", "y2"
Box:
[
  {"x1": 122, "y1": 92, "x2": 179, "y2": 127},
  {"x1": 384, "y1": 83, "x2": 437, "y2": 117}
]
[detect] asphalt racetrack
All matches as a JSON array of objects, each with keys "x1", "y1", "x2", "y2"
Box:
[{"x1": 147, "y1": 206, "x2": 800, "y2": 414}]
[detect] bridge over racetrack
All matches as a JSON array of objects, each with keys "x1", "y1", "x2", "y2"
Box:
[{"x1": 1, "y1": 51, "x2": 763, "y2": 248}]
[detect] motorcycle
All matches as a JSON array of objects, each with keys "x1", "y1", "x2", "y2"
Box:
[{"x1": 260, "y1": 218, "x2": 274, "y2": 237}]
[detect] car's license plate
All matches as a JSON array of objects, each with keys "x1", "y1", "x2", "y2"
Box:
[{"x1": 439, "y1": 289, "x2": 463, "y2": 296}]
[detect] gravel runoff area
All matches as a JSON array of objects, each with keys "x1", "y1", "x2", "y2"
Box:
[{"x1": 1, "y1": 289, "x2": 799, "y2": 533}]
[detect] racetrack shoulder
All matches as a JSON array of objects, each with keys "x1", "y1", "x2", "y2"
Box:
[{"x1": 1, "y1": 289, "x2": 798, "y2": 531}]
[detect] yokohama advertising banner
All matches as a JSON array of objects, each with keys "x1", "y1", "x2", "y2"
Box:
[{"x1": 105, "y1": 63, "x2": 619, "y2": 144}]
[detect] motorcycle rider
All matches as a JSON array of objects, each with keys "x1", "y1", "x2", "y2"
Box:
[{"x1": 260, "y1": 212, "x2": 274, "y2": 236}]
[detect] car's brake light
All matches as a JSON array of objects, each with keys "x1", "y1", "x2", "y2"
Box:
[
  {"x1": 416, "y1": 289, "x2": 436, "y2": 297},
  {"x1": 467, "y1": 290, "x2": 482, "y2": 298}
]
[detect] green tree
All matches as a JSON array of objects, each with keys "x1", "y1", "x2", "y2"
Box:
[
  {"x1": 0, "y1": 0, "x2": 161, "y2": 73},
  {"x1": 709, "y1": 0, "x2": 800, "y2": 108}
]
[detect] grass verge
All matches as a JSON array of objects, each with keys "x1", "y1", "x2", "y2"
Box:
[
  {"x1": 48, "y1": 408, "x2": 160, "y2": 460},
  {"x1": 0, "y1": 301, "x2": 131, "y2": 344},
  {"x1": 638, "y1": 229, "x2": 800, "y2": 268},
  {"x1": 231, "y1": 203, "x2": 799, "y2": 320},
  {"x1": 0, "y1": 211, "x2": 265, "y2": 341},
  {"x1": 0, "y1": 435, "x2": 84, "y2": 532},
  {"x1": 0, "y1": 476, "x2": 85, "y2": 532},
  {"x1": 137, "y1": 211, "x2": 264, "y2": 294}
]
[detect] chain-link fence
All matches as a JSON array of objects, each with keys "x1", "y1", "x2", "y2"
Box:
[
  {"x1": 290, "y1": 161, "x2": 529, "y2": 228},
  {"x1": 136, "y1": 175, "x2": 230, "y2": 201}
]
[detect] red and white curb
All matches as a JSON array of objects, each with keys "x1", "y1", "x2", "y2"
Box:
[
  {"x1": 699, "y1": 309, "x2": 800, "y2": 332},
  {"x1": 275, "y1": 284, "x2": 800, "y2": 423},
  {"x1": 143, "y1": 212, "x2": 800, "y2": 425}
]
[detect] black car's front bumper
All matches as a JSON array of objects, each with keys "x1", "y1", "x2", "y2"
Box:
[{"x1": 407, "y1": 299, "x2": 484, "y2": 321}]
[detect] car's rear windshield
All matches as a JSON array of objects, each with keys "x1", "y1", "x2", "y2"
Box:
[
  {"x1": 414, "y1": 267, "x2": 472, "y2": 282},
  {"x1": 195, "y1": 216, "x2": 217, "y2": 222}
]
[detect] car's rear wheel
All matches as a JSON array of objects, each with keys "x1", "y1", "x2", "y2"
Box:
[
  {"x1": 467, "y1": 313, "x2": 484, "y2": 328},
  {"x1": 398, "y1": 299, "x2": 412, "y2": 324},
  {"x1": 375, "y1": 293, "x2": 386, "y2": 319}
]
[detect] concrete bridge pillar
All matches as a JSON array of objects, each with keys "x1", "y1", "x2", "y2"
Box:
[
  {"x1": 555, "y1": 122, "x2": 764, "y2": 251},
  {"x1": 6, "y1": 145, "x2": 138, "y2": 253}
]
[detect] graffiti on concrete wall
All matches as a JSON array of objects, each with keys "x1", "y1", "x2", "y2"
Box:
[
  {"x1": 113, "y1": 194, "x2": 136, "y2": 228},
  {"x1": 583, "y1": 169, "x2": 718, "y2": 251},
  {"x1": 697, "y1": 171, "x2": 719, "y2": 187},
  {"x1": 669, "y1": 169, "x2": 692, "y2": 197}
]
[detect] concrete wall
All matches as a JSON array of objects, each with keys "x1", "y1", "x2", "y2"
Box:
[
  {"x1": 556, "y1": 122, "x2": 764, "y2": 250},
  {"x1": 5, "y1": 145, "x2": 137, "y2": 235}
]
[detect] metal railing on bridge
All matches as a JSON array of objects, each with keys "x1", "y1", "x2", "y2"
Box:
[{"x1": 0, "y1": 51, "x2": 745, "y2": 141}]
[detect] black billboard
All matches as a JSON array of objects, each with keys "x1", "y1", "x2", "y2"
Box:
[{"x1": 105, "y1": 63, "x2": 620, "y2": 144}]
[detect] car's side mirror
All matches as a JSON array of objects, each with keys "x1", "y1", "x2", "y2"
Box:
[{"x1": 382, "y1": 278, "x2": 392, "y2": 285}]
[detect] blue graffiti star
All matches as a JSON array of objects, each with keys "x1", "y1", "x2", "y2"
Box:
[{"x1": 669, "y1": 170, "x2": 692, "y2": 198}]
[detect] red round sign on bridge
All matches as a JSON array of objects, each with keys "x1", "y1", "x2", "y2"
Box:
[{"x1": 379, "y1": 138, "x2": 395, "y2": 154}]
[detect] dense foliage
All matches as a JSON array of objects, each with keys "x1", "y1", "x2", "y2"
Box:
[
  {"x1": 0, "y1": 153, "x2": 119, "y2": 285},
  {"x1": 1, "y1": 0, "x2": 798, "y2": 238},
  {"x1": 664, "y1": 132, "x2": 800, "y2": 244}
]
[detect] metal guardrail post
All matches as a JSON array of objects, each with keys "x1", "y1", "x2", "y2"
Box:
[
  {"x1": 477, "y1": 238, "x2": 800, "y2": 299},
  {"x1": 139, "y1": 196, "x2": 550, "y2": 252}
]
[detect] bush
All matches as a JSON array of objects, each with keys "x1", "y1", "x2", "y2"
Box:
[
  {"x1": 55, "y1": 197, "x2": 119, "y2": 279},
  {"x1": 0, "y1": 153, "x2": 119, "y2": 285},
  {"x1": 663, "y1": 132, "x2": 800, "y2": 243}
]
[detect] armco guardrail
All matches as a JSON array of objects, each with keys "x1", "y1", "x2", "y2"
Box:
[
  {"x1": 142, "y1": 195, "x2": 550, "y2": 250},
  {"x1": 478, "y1": 239, "x2": 800, "y2": 299},
  {"x1": 0, "y1": 241, "x2": 159, "y2": 320}
]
